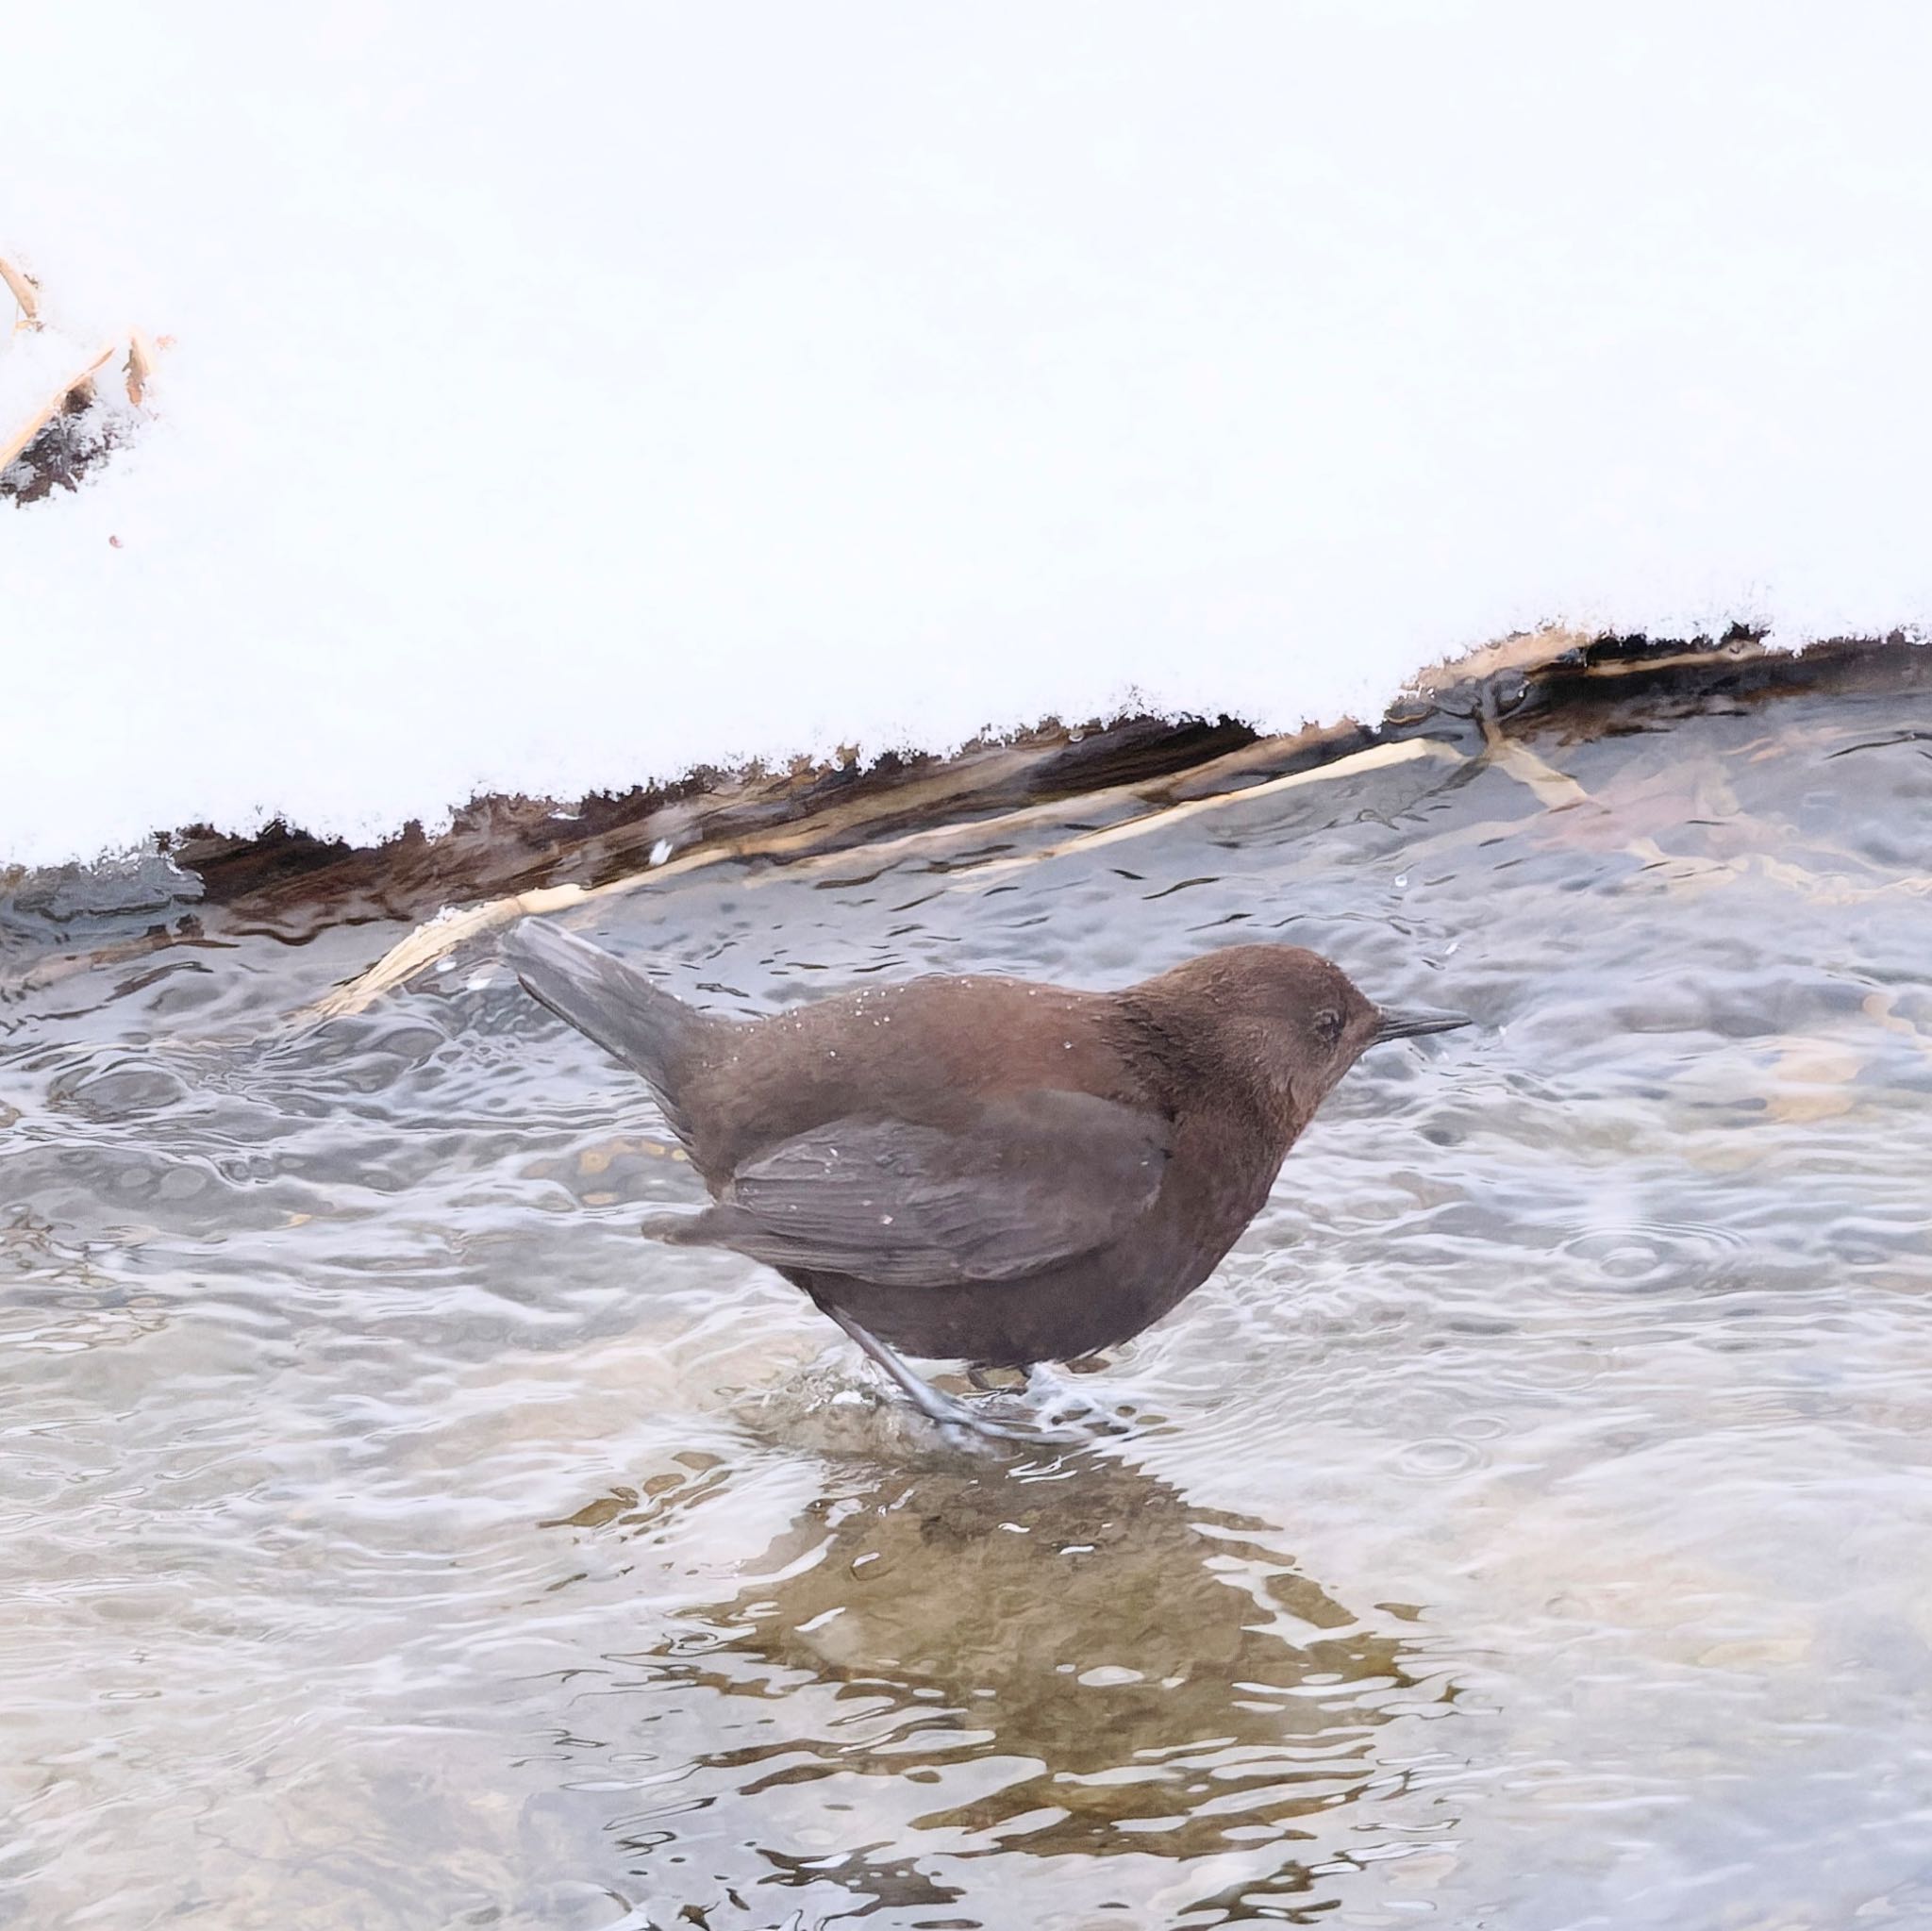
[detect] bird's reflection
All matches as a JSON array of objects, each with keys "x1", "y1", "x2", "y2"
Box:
[{"x1": 545, "y1": 1439, "x2": 1439, "y2": 1923}]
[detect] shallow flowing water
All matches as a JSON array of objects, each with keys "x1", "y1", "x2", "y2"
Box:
[{"x1": 5, "y1": 682, "x2": 1932, "y2": 1929}]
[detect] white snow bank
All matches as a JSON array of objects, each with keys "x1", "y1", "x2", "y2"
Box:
[{"x1": 6, "y1": 3, "x2": 1931, "y2": 868}]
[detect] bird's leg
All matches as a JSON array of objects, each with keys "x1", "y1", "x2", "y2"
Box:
[{"x1": 819, "y1": 1304, "x2": 1034, "y2": 1444}]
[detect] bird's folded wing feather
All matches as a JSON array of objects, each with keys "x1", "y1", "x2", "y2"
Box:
[{"x1": 681, "y1": 1090, "x2": 1171, "y2": 1286}]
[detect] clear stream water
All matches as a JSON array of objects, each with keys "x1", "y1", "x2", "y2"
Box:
[{"x1": 4, "y1": 685, "x2": 1930, "y2": 1929}]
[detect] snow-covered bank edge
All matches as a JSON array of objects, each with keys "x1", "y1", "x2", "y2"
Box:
[{"x1": 4, "y1": 625, "x2": 1923, "y2": 1014}]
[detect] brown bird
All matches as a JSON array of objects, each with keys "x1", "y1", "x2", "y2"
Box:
[{"x1": 506, "y1": 920, "x2": 1469, "y2": 1437}]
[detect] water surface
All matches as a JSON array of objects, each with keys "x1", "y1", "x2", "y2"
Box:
[{"x1": 5, "y1": 687, "x2": 1932, "y2": 1927}]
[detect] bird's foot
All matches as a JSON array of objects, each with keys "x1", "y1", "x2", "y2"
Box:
[
  {"x1": 874, "y1": 1356, "x2": 1077, "y2": 1449},
  {"x1": 955, "y1": 1361, "x2": 1129, "y2": 1445},
  {"x1": 959, "y1": 1359, "x2": 1144, "y2": 1442},
  {"x1": 899, "y1": 1375, "x2": 1065, "y2": 1449},
  {"x1": 817, "y1": 1306, "x2": 1077, "y2": 1449}
]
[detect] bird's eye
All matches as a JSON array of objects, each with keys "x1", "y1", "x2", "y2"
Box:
[{"x1": 1314, "y1": 1007, "x2": 1343, "y2": 1046}]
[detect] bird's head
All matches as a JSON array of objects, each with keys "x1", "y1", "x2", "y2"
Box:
[{"x1": 1138, "y1": 943, "x2": 1470, "y2": 1125}]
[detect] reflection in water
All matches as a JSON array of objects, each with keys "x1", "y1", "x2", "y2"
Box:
[{"x1": 545, "y1": 1443, "x2": 1438, "y2": 1923}]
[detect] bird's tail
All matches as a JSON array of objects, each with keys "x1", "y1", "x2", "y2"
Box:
[{"x1": 504, "y1": 919, "x2": 715, "y2": 1140}]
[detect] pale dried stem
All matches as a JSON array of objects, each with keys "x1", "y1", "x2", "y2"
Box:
[
  {"x1": 0, "y1": 256, "x2": 40, "y2": 329},
  {"x1": 0, "y1": 341, "x2": 115, "y2": 478},
  {"x1": 304, "y1": 737, "x2": 1470, "y2": 1021},
  {"x1": 125, "y1": 333, "x2": 154, "y2": 408}
]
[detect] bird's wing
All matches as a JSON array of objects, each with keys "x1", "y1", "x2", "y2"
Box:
[{"x1": 669, "y1": 1089, "x2": 1171, "y2": 1287}]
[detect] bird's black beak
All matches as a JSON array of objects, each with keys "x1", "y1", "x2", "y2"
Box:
[{"x1": 1372, "y1": 1007, "x2": 1473, "y2": 1044}]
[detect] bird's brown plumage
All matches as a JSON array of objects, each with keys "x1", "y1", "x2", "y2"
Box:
[{"x1": 508, "y1": 921, "x2": 1465, "y2": 1368}]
